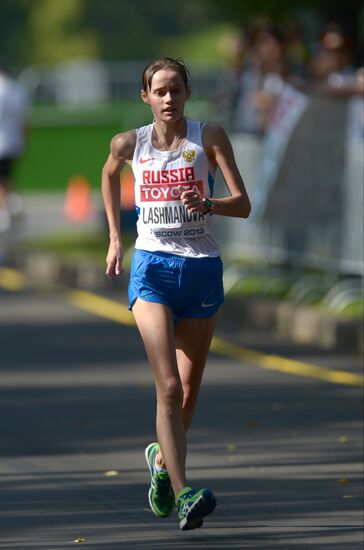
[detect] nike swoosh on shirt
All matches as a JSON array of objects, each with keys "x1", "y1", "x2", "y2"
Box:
[
  {"x1": 140, "y1": 157, "x2": 156, "y2": 164},
  {"x1": 201, "y1": 302, "x2": 217, "y2": 308}
]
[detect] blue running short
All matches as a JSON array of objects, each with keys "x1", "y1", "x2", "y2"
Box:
[{"x1": 128, "y1": 249, "x2": 224, "y2": 319}]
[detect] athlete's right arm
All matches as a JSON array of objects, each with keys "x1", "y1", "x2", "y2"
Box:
[{"x1": 101, "y1": 130, "x2": 136, "y2": 279}]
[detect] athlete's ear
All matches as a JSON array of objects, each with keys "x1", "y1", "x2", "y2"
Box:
[
  {"x1": 186, "y1": 86, "x2": 191, "y2": 100},
  {"x1": 141, "y1": 89, "x2": 150, "y2": 104}
]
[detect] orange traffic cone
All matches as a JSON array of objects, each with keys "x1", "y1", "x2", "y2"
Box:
[
  {"x1": 64, "y1": 176, "x2": 93, "y2": 223},
  {"x1": 120, "y1": 167, "x2": 135, "y2": 210}
]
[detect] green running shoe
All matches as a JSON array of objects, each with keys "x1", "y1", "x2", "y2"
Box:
[
  {"x1": 145, "y1": 442, "x2": 174, "y2": 518},
  {"x1": 177, "y1": 486, "x2": 217, "y2": 530}
]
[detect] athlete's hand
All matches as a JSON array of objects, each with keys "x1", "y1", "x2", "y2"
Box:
[
  {"x1": 106, "y1": 240, "x2": 124, "y2": 279},
  {"x1": 179, "y1": 188, "x2": 206, "y2": 213}
]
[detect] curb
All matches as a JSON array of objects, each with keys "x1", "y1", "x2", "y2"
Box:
[
  {"x1": 220, "y1": 296, "x2": 363, "y2": 355},
  {"x1": 6, "y1": 249, "x2": 128, "y2": 293}
]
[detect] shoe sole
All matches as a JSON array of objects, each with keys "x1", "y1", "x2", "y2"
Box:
[
  {"x1": 188, "y1": 517, "x2": 204, "y2": 529},
  {"x1": 145, "y1": 443, "x2": 172, "y2": 518},
  {"x1": 179, "y1": 490, "x2": 216, "y2": 531}
]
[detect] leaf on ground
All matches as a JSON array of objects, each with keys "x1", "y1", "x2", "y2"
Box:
[
  {"x1": 104, "y1": 470, "x2": 120, "y2": 477},
  {"x1": 337, "y1": 477, "x2": 349, "y2": 484}
]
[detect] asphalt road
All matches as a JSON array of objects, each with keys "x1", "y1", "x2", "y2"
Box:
[{"x1": 0, "y1": 283, "x2": 362, "y2": 549}]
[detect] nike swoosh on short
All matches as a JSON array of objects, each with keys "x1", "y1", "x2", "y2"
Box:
[
  {"x1": 140, "y1": 157, "x2": 156, "y2": 164},
  {"x1": 201, "y1": 302, "x2": 217, "y2": 308}
]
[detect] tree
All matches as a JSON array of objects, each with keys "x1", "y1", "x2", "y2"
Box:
[{"x1": 27, "y1": 0, "x2": 100, "y2": 64}]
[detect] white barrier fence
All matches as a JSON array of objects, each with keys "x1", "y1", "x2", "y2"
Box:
[
  {"x1": 214, "y1": 128, "x2": 363, "y2": 275},
  {"x1": 19, "y1": 60, "x2": 223, "y2": 104}
]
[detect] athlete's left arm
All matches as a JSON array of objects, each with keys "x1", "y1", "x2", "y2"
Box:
[{"x1": 203, "y1": 124, "x2": 251, "y2": 218}]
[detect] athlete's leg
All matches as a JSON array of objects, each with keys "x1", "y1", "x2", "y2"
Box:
[
  {"x1": 176, "y1": 314, "x2": 218, "y2": 430},
  {"x1": 151, "y1": 313, "x2": 219, "y2": 528},
  {"x1": 132, "y1": 298, "x2": 187, "y2": 499},
  {"x1": 156, "y1": 314, "x2": 218, "y2": 467}
]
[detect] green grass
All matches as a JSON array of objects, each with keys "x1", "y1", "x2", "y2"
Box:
[
  {"x1": 224, "y1": 265, "x2": 363, "y2": 321},
  {"x1": 17, "y1": 124, "x2": 119, "y2": 192},
  {"x1": 334, "y1": 300, "x2": 364, "y2": 320},
  {"x1": 227, "y1": 275, "x2": 292, "y2": 299}
]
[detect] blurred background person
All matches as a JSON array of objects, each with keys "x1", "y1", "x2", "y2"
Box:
[
  {"x1": 281, "y1": 15, "x2": 310, "y2": 85},
  {"x1": 308, "y1": 25, "x2": 358, "y2": 94},
  {"x1": 230, "y1": 18, "x2": 287, "y2": 134},
  {"x1": 308, "y1": 24, "x2": 363, "y2": 141},
  {"x1": 0, "y1": 58, "x2": 28, "y2": 233}
]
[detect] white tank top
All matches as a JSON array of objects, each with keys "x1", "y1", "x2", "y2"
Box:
[{"x1": 131, "y1": 118, "x2": 220, "y2": 258}]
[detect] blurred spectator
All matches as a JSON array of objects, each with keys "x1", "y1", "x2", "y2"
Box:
[
  {"x1": 216, "y1": 28, "x2": 246, "y2": 127},
  {"x1": 0, "y1": 59, "x2": 28, "y2": 232},
  {"x1": 308, "y1": 24, "x2": 363, "y2": 141},
  {"x1": 227, "y1": 17, "x2": 363, "y2": 137},
  {"x1": 308, "y1": 25, "x2": 362, "y2": 95},
  {"x1": 231, "y1": 19, "x2": 287, "y2": 134},
  {"x1": 281, "y1": 16, "x2": 310, "y2": 82},
  {"x1": 218, "y1": 28, "x2": 245, "y2": 76}
]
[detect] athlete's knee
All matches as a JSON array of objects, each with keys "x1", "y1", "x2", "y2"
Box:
[
  {"x1": 157, "y1": 377, "x2": 183, "y2": 411},
  {"x1": 182, "y1": 386, "x2": 198, "y2": 417}
]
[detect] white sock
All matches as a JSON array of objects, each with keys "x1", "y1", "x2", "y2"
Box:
[{"x1": 154, "y1": 456, "x2": 168, "y2": 473}]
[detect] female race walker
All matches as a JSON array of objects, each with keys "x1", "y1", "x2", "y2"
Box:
[{"x1": 101, "y1": 57, "x2": 251, "y2": 530}]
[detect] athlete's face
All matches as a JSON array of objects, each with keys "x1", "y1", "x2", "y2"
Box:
[{"x1": 141, "y1": 69, "x2": 190, "y2": 122}]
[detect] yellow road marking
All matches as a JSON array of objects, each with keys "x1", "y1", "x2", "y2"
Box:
[
  {"x1": 67, "y1": 289, "x2": 135, "y2": 327},
  {"x1": 1, "y1": 267, "x2": 362, "y2": 388},
  {"x1": 210, "y1": 337, "x2": 363, "y2": 388},
  {"x1": 0, "y1": 267, "x2": 26, "y2": 291}
]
